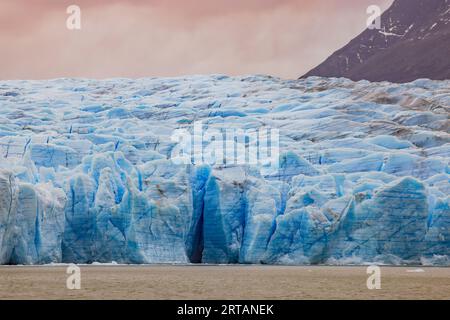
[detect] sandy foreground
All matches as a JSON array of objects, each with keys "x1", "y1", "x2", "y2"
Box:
[{"x1": 0, "y1": 265, "x2": 449, "y2": 300}]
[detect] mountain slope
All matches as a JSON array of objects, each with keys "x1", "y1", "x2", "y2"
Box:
[{"x1": 303, "y1": 0, "x2": 450, "y2": 83}]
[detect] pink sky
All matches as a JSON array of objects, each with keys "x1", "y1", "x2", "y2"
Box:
[{"x1": 0, "y1": 0, "x2": 393, "y2": 79}]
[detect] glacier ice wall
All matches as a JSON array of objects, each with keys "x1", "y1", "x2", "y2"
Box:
[{"x1": 0, "y1": 75, "x2": 448, "y2": 265}]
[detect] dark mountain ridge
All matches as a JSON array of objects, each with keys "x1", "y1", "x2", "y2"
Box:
[{"x1": 303, "y1": 0, "x2": 450, "y2": 83}]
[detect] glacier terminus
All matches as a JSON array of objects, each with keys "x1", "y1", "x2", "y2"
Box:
[{"x1": 0, "y1": 75, "x2": 448, "y2": 265}]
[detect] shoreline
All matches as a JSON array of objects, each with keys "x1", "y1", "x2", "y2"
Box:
[
  {"x1": 1, "y1": 263, "x2": 449, "y2": 268},
  {"x1": 1, "y1": 265, "x2": 449, "y2": 300}
]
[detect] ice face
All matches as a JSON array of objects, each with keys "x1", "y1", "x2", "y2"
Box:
[
  {"x1": 0, "y1": 170, "x2": 66, "y2": 264},
  {"x1": 0, "y1": 75, "x2": 448, "y2": 265},
  {"x1": 0, "y1": 170, "x2": 17, "y2": 264}
]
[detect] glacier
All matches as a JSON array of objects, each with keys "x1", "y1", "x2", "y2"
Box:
[{"x1": 0, "y1": 75, "x2": 448, "y2": 265}]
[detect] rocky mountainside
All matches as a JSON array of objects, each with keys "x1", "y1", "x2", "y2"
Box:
[{"x1": 303, "y1": 0, "x2": 450, "y2": 83}]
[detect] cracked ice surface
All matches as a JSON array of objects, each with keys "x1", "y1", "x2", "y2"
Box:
[{"x1": 0, "y1": 75, "x2": 449, "y2": 265}]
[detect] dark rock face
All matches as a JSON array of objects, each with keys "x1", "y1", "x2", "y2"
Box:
[{"x1": 303, "y1": 0, "x2": 450, "y2": 83}]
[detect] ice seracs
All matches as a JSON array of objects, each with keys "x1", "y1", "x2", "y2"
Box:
[
  {"x1": 0, "y1": 169, "x2": 66, "y2": 264},
  {"x1": 0, "y1": 75, "x2": 448, "y2": 265}
]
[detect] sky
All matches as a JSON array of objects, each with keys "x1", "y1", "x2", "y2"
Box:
[{"x1": 0, "y1": 0, "x2": 393, "y2": 80}]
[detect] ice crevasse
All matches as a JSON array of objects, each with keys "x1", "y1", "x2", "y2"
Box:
[{"x1": 0, "y1": 75, "x2": 448, "y2": 265}]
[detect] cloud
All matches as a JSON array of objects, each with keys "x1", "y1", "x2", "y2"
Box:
[{"x1": 0, "y1": 0, "x2": 393, "y2": 79}]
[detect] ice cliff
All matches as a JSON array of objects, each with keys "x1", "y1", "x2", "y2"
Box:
[{"x1": 0, "y1": 75, "x2": 448, "y2": 265}]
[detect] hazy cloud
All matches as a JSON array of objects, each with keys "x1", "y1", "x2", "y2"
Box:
[{"x1": 0, "y1": 0, "x2": 393, "y2": 79}]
